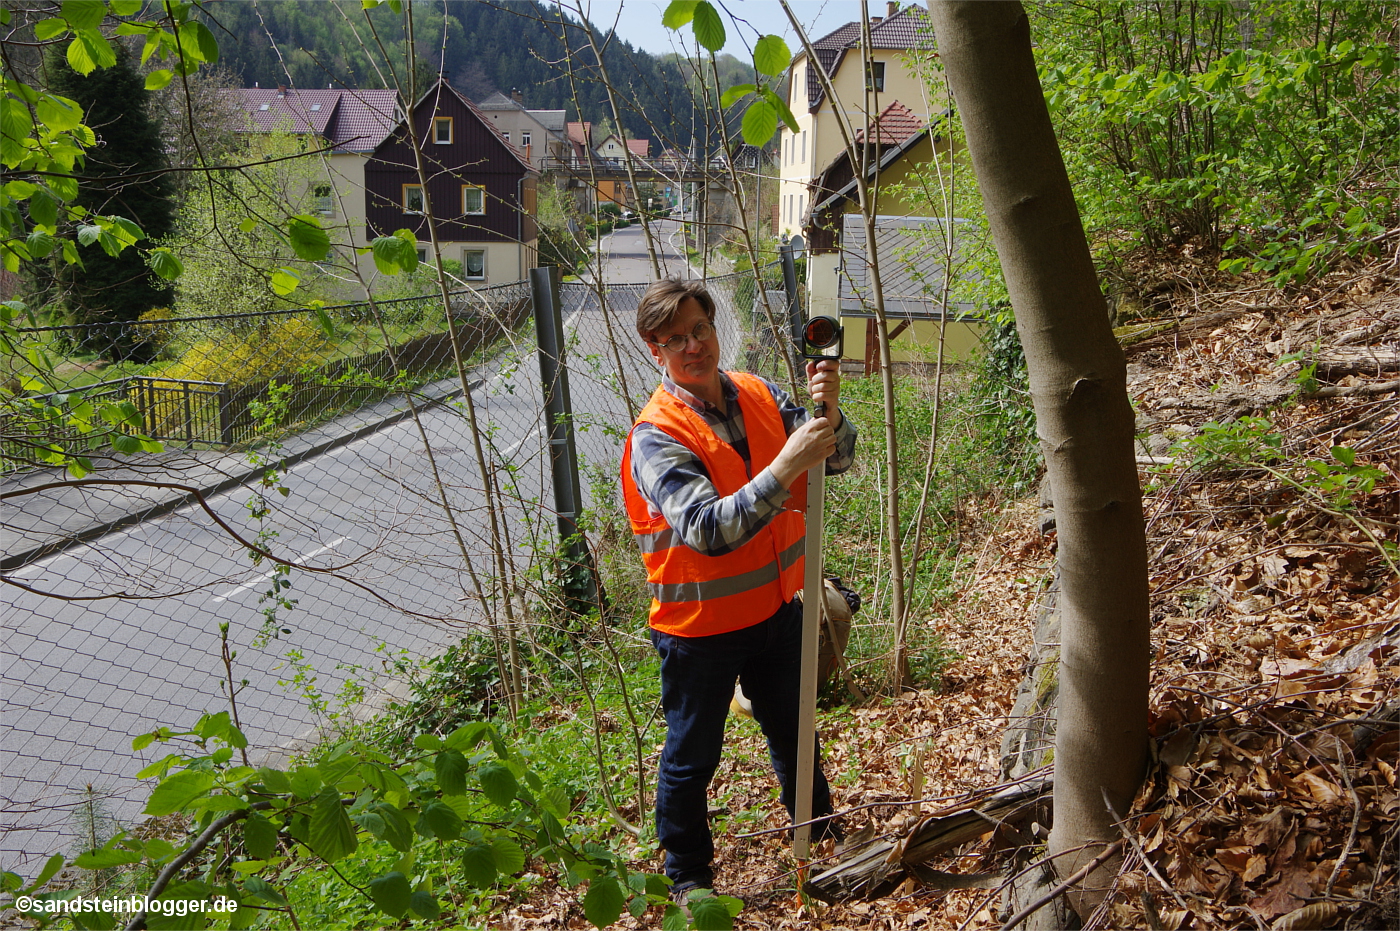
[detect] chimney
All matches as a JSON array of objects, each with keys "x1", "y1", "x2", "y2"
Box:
[
  {"x1": 277, "y1": 84, "x2": 287, "y2": 97},
  {"x1": 888, "y1": 2, "x2": 899, "y2": 17},
  {"x1": 511, "y1": 88, "x2": 523, "y2": 105}
]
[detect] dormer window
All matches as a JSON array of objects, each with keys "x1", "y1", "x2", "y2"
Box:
[
  {"x1": 433, "y1": 117, "x2": 452, "y2": 144},
  {"x1": 259, "y1": 104, "x2": 270, "y2": 111},
  {"x1": 310, "y1": 103, "x2": 321, "y2": 112}
]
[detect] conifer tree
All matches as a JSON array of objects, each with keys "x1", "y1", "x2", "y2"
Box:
[{"x1": 48, "y1": 45, "x2": 175, "y2": 360}]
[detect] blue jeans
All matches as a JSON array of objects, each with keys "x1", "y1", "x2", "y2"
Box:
[{"x1": 649, "y1": 599, "x2": 834, "y2": 883}]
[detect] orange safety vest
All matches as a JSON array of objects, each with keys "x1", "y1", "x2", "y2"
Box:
[{"x1": 620, "y1": 371, "x2": 808, "y2": 637}]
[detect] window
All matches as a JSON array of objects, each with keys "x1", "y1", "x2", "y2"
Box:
[
  {"x1": 463, "y1": 250, "x2": 486, "y2": 280},
  {"x1": 403, "y1": 184, "x2": 425, "y2": 213},
  {"x1": 800, "y1": 131, "x2": 806, "y2": 163},
  {"x1": 433, "y1": 117, "x2": 452, "y2": 144},
  {"x1": 521, "y1": 131, "x2": 531, "y2": 149},
  {"x1": 314, "y1": 184, "x2": 333, "y2": 217},
  {"x1": 866, "y1": 61, "x2": 886, "y2": 92},
  {"x1": 416, "y1": 248, "x2": 427, "y2": 263},
  {"x1": 502, "y1": 131, "x2": 511, "y2": 145},
  {"x1": 462, "y1": 185, "x2": 485, "y2": 215}
]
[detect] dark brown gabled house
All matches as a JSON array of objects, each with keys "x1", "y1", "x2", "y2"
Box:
[{"x1": 365, "y1": 80, "x2": 538, "y2": 285}]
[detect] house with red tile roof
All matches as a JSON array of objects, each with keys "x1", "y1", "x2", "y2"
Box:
[
  {"x1": 776, "y1": 1, "x2": 937, "y2": 242},
  {"x1": 233, "y1": 81, "x2": 538, "y2": 293},
  {"x1": 774, "y1": 4, "x2": 976, "y2": 369}
]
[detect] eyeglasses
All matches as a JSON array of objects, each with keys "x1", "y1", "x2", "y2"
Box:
[{"x1": 650, "y1": 320, "x2": 715, "y2": 353}]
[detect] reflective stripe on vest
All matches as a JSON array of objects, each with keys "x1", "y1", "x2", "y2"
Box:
[{"x1": 620, "y1": 371, "x2": 807, "y2": 637}]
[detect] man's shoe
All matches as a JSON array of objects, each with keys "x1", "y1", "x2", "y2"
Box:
[{"x1": 670, "y1": 879, "x2": 712, "y2": 904}]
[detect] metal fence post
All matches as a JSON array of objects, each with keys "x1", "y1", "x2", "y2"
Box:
[
  {"x1": 781, "y1": 237, "x2": 804, "y2": 372},
  {"x1": 530, "y1": 265, "x2": 600, "y2": 611}
]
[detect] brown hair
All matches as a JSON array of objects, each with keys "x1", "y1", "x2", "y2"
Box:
[{"x1": 635, "y1": 278, "x2": 716, "y2": 341}]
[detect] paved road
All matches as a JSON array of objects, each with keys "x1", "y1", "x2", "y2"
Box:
[{"x1": 0, "y1": 218, "x2": 747, "y2": 868}]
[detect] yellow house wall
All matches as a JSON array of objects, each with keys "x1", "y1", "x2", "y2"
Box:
[
  {"x1": 778, "y1": 43, "x2": 941, "y2": 238},
  {"x1": 843, "y1": 317, "x2": 985, "y2": 366}
]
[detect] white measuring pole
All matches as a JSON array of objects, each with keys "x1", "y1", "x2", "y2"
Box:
[{"x1": 793, "y1": 406, "x2": 826, "y2": 862}]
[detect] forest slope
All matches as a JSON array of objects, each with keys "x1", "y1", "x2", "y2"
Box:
[{"x1": 500, "y1": 250, "x2": 1399, "y2": 931}]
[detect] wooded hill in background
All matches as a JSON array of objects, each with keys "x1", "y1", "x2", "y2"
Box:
[{"x1": 199, "y1": 0, "x2": 757, "y2": 152}]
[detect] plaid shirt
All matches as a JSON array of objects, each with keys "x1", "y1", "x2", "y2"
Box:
[{"x1": 628, "y1": 372, "x2": 857, "y2": 558}]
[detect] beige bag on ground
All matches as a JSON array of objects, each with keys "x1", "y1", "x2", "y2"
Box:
[{"x1": 730, "y1": 580, "x2": 852, "y2": 718}]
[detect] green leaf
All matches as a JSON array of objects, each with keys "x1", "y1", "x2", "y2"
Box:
[
  {"x1": 30, "y1": 187, "x2": 58, "y2": 226},
  {"x1": 583, "y1": 876, "x2": 626, "y2": 929},
  {"x1": 689, "y1": 892, "x2": 734, "y2": 929},
  {"x1": 435, "y1": 749, "x2": 469, "y2": 795},
  {"x1": 145, "y1": 770, "x2": 215, "y2": 816},
  {"x1": 242, "y1": 813, "x2": 278, "y2": 860},
  {"x1": 307, "y1": 789, "x2": 357, "y2": 862},
  {"x1": 412, "y1": 731, "x2": 442, "y2": 751},
  {"x1": 66, "y1": 31, "x2": 116, "y2": 75},
  {"x1": 257, "y1": 768, "x2": 292, "y2": 795},
  {"x1": 444, "y1": 721, "x2": 490, "y2": 750},
  {"x1": 74, "y1": 848, "x2": 141, "y2": 869},
  {"x1": 237, "y1": 218, "x2": 257, "y2": 233},
  {"x1": 241, "y1": 876, "x2": 286, "y2": 906},
  {"x1": 288, "y1": 767, "x2": 322, "y2": 799},
  {"x1": 662, "y1": 0, "x2": 698, "y2": 29},
  {"x1": 409, "y1": 890, "x2": 441, "y2": 919},
  {"x1": 368, "y1": 802, "x2": 413, "y2": 852},
  {"x1": 1331, "y1": 446, "x2": 1356, "y2": 466},
  {"x1": 109, "y1": 0, "x2": 144, "y2": 14},
  {"x1": 719, "y1": 83, "x2": 756, "y2": 108},
  {"x1": 662, "y1": 903, "x2": 689, "y2": 931},
  {"x1": 270, "y1": 267, "x2": 302, "y2": 296},
  {"x1": 34, "y1": 18, "x2": 69, "y2": 40},
  {"x1": 753, "y1": 35, "x2": 791, "y2": 76},
  {"x1": 368, "y1": 871, "x2": 411, "y2": 918},
  {"x1": 459, "y1": 844, "x2": 497, "y2": 887},
  {"x1": 692, "y1": 1, "x2": 725, "y2": 52},
  {"x1": 416, "y1": 801, "x2": 462, "y2": 841},
  {"x1": 313, "y1": 306, "x2": 335, "y2": 337},
  {"x1": 32, "y1": 853, "x2": 66, "y2": 891},
  {"x1": 741, "y1": 98, "x2": 779, "y2": 146},
  {"x1": 490, "y1": 835, "x2": 526, "y2": 875},
  {"x1": 36, "y1": 94, "x2": 82, "y2": 132},
  {"x1": 148, "y1": 248, "x2": 183, "y2": 280},
  {"x1": 760, "y1": 85, "x2": 799, "y2": 133},
  {"x1": 477, "y1": 761, "x2": 518, "y2": 808},
  {"x1": 189, "y1": 20, "x2": 219, "y2": 63},
  {"x1": 60, "y1": 0, "x2": 104, "y2": 31},
  {"x1": 26, "y1": 230, "x2": 55, "y2": 258},
  {"x1": 145, "y1": 69, "x2": 173, "y2": 91},
  {"x1": 287, "y1": 215, "x2": 330, "y2": 261},
  {"x1": 370, "y1": 232, "x2": 417, "y2": 275}
]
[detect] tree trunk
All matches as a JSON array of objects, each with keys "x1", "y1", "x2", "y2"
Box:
[{"x1": 925, "y1": 1, "x2": 1150, "y2": 916}]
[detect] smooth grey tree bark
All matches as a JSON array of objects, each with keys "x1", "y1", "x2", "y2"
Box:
[{"x1": 924, "y1": 0, "x2": 1150, "y2": 915}]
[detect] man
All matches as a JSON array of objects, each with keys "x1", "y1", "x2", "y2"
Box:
[{"x1": 620, "y1": 278, "x2": 856, "y2": 899}]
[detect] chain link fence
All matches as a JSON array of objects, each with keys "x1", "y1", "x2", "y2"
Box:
[{"x1": 1, "y1": 266, "x2": 793, "y2": 868}]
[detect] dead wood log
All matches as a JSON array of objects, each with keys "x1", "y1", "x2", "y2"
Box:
[
  {"x1": 1119, "y1": 308, "x2": 1256, "y2": 355},
  {"x1": 804, "y1": 771, "x2": 1053, "y2": 903},
  {"x1": 1313, "y1": 347, "x2": 1400, "y2": 379},
  {"x1": 1304, "y1": 378, "x2": 1400, "y2": 399}
]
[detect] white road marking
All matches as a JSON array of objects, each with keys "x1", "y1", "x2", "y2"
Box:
[{"x1": 209, "y1": 536, "x2": 345, "y2": 604}]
